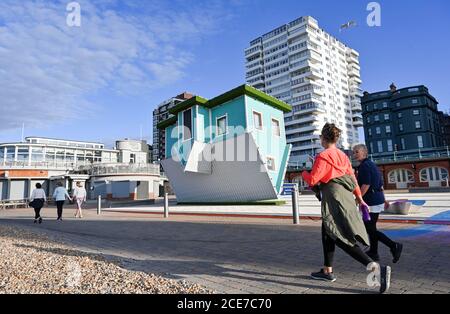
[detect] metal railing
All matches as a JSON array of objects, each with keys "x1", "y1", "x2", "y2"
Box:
[
  {"x1": 0, "y1": 161, "x2": 84, "y2": 169},
  {"x1": 286, "y1": 146, "x2": 450, "y2": 171},
  {"x1": 80, "y1": 163, "x2": 161, "y2": 176}
]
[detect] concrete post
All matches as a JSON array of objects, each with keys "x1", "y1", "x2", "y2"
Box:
[
  {"x1": 292, "y1": 185, "x2": 300, "y2": 225},
  {"x1": 164, "y1": 192, "x2": 169, "y2": 218},
  {"x1": 97, "y1": 195, "x2": 102, "y2": 215}
]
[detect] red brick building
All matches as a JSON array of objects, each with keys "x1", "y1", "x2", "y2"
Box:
[{"x1": 286, "y1": 157, "x2": 450, "y2": 190}]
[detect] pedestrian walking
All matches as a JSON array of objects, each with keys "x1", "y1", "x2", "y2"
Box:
[
  {"x1": 52, "y1": 182, "x2": 72, "y2": 221},
  {"x1": 29, "y1": 183, "x2": 46, "y2": 224},
  {"x1": 353, "y1": 144, "x2": 403, "y2": 263},
  {"x1": 301, "y1": 123, "x2": 391, "y2": 293},
  {"x1": 72, "y1": 182, "x2": 87, "y2": 218}
]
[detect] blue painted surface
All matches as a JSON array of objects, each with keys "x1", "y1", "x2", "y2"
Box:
[
  {"x1": 275, "y1": 144, "x2": 291, "y2": 193},
  {"x1": 210, "y1": 96, "x2": 247, "y2": 142},
  {"x1": 384, "y1": 225, "x2": 449, "y2": 239},
  {"x1": 165, "y1": 124, "x2": 177, "y2": 159},
  {"x1": 427, "y1": 210, "x2": 450, "y2": 221},
  {"x1": 197, "y1": 105, "x2": 210, "y2": 143},
  {"x1": 411, "y1": 200, "x2": 426, "y2": 206},
  {"x1": 245, "y1": 95, "x2": 288, "y2": 191}
]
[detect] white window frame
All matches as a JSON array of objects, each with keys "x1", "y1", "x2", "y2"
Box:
[
  {"x1": 387, "y1": 139, "x2": 393, "y2": 152},
  {"x1": 399, "y1": 124, "x2": 403, "y2": 132},
  {"x1": 386, "y1": 126, "x2": 391, "y2": 134},
  {"x1": 216, "y1": 114, "x2": 228, "y2": 137},
  {"x1": 253, "y1": 110, "x2": 264, "y2": 131},
  {"x1": 417, "y1": 135, "x2": 424, "y2": 148},
  {"x1": 413, "y1": 109, "x2": 420, "y2": 115},
  {"x1": 420, "y1": 167, "x2": 449, "y2": 183},
  {"x1": 266, "y1": 156, "x2": 276, "y2": 171},
  {"x1": 271, "y1": 117, "x2": 281, "y2": 137},
  {"x1": 415, "y1": 121, "x2": 421, "y2": 129},
  {"x1": 388, "y1": 169, "x2": 415, "y2": 184},
  {"x1": 401, "y1": 138, "x2": 406, "y2": 150},
  {"x1": 384, "y1": 114, "x2": 390, "y2": 121},
  {"x1": 374, "y1": 115, "x2": 379, "y2": 122},
  {"x1": 376, "y1": 127, "x2": 381, "y2": 135},
  {"x1": 377, "y1": 141, "x2": 383, "y2": 153}
]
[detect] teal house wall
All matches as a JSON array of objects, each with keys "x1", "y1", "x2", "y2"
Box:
[
  {"x1": 157, "y1": 84, "x2": 292, "y2": 199},
  {"x1": 245, "y1": 95, "x2": 289, "y2": 193}
]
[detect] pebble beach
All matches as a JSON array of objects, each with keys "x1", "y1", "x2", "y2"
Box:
[{"x1": 0, "y1": 225, "x2": 212, "y2": 294}]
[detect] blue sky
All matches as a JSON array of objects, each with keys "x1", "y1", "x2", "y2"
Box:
[{"x1": 0, "y1": 0, "x2": 449, "y2": 147}]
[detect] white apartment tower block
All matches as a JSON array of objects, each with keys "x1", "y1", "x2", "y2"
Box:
[{"x1": 245, "y1": 16, "x2": 363, "y2": 164}]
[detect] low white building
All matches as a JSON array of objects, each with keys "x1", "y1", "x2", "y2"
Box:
[{"x1": 0, "y1": 137, "x2": 162, "y2": 201}]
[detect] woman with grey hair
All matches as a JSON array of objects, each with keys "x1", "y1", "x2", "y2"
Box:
[{"x1": 353, "y1": 144, "x2": 403, "y2": 263}]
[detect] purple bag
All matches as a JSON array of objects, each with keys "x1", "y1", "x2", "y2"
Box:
[{"x1": 359, "y1": 204, "x2": 371, "y2": 222}]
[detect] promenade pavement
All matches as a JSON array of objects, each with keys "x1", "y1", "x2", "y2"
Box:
[
  {"x1": 1, "y1": 207, "x2": 449, "y2": 294},
  {"x1": 104, "y1": 192, "x2": 450, "y2": 224}
]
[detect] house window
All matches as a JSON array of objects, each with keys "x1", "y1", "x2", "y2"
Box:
[
  {"x1": 374, "y1": 103, "x2": 378, "y2": 110},
  {"x1": 417, "y1": 135, "x2": 424, "y2": 148},
  {"x1": 396, "y1": 102, "x2": 401, "y2": 107},
  {"x1": 384, "y1": 114, "x2": 390, "y2": 121},
  {"x1": 271, "y1": 118, "x2": 280, "y2": 136},
  {"x1": 386, "y1": 126, "x2": 391, "y2": 134},
  {"x1": 374, "y1": 115, "x2": 379, "y2": 122},
  {"x1": 368, "y1": 129, "x2": 372, "y2": 136},
  {"x1": 183, "y1": 109, "x2": 192, "y2": 141},
  {"x1": 387, "y1": 140, "x2": 393, "y2": 152},
  {"x1": 267, "y1": 157, "x2": 276, "y2": 171},
  {"x1": 253, "y1": 111, "x2": 263, "y2": 130},
  {"x1": 376, "y1": 127, "x2": 381, "y2": 135},
  {"x1": 399, "y1": 124, "x2": 403, "y2": 132},
  {"x1": 369, "y1": 142, "x2": 374, "y2": 153},
  {"x1": 388, "y1": 169, "x2": 415, "y2": 184},
  {"x1": 216, "y1": 115, "x2": 227, "y2": 136},
  {"x1": 420, "y1": 167, "x2": 449, "y2": 182},
  {"x1": 413, "y1": 110, "x2": 420, "y2": 115},
  {"x1": 401, "y1": 138, "x2": 406, "y2": 150},
  {"x1": 398, "y1": 113, "x2": 402, "y2": 118},
  {"x1": 382, "y1": 102, "x2": 388, "y2": 108},
  {"x1": 415, "y1": 121, "x2": 421, "y2": 129},
  {"x1": 377, "y1": 141, "x2": 383, "y2": 153},
  {"x1": 367, "y1": 117, "x2": 371, "y2": 123},
  {"x1": 412, "y1": 99, "x2": 418, "y2": 104}
]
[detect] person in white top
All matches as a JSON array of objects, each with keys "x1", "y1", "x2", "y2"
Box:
[
  {"x1": 73, "y1": 182, "x2": 87, "y2": 218},
  {"x1": 30, "y1": 183, "x2": 47, "y2": 224},
  {"x1": 53, "y1": 182, "x2": 72, "y2": 221}
]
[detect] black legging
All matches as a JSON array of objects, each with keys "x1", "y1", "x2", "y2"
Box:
[
  {"x1": 56, "y1": 201, "x2": 65, "y2": 219},
  {"x1": 364, "y1": 213, "x2": 396, "y2": 254},
  {"x1": 322, "y1": 224, "x2": 373, "y2": 267},
  {"x1": 34, "y1": 207, "x2": 42, "y2": 219}
]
